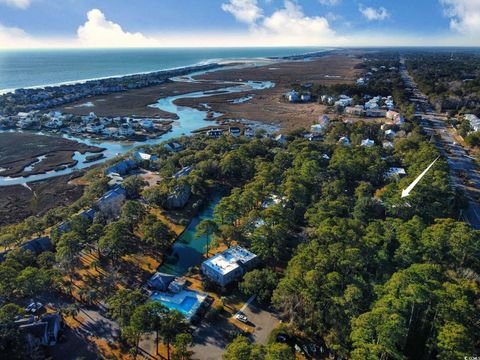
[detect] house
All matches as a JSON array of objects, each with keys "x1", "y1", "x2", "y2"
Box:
[
  {"x1": 385, "y1": 129, "x2": 397, "y2": 138},
  {"x1": 334, "y1": 95, "x2": 353, "y2": 108},
  {"x1": 385, "y1": 167, "x2": 406, "y2": 179},
  {"x1": 307, "y1": 133, "x2": 322, "y2": 141},
  {"x1": 134, "y1": 151, "x2": 158, "y2": 162},
  {"x1": 80, "y1": 208, "x2": 97, "y2": 222},
  {"x1": 229, "y1": 127, "x2": 241, "y2": 137},
  {"x1": 383, "y1": 140, "x2": 394, "y2": 149},
  {"x1": 338, "y1": 136, "x2": 350, "y2": 146},
  {"x1": 201, "y1": 246, "x2": 258, "y2": 287},
  {"x1": 97, "y1": 186, "x2": 127, "y2": 218},
  {"x1": 104, "y1": 159, "x2": 137, "y2": 176},
  {"x1": 118, "y1": 123, "x2": 134, "y2": 137},
  {"x1": 164, "y1": 142, "x2": 184, "y2": 152},
  {"x1": 18, "y1": 313, "x2": 61, "y2": 347},
  {"x1": 275, "y1": 134, "x2": 287, "y2": 144},
  {"x1": 345, "y1": 106, "x2": 366, "y2": 116},
  {"x1": 244, "y1": 127, "x2": 255, "y2": 137},
  {"x1": 173, "y1": 165, "x2": 193, "y2": 179},
  {"x1": 310, "y1": 124, "x2": 324, "y2": 134},
  {"x1": 166, "y1": 184, "x2": 191, "y2": 209},
  {"x1": 300, "y1": 93, "x2": 311, "y2": 102},
  {"x1": 465, "y1": 114, "x2": 480, "y2": 131},
  {"x1": 361, "y1": 139, "x2": 375, "y2": 147},
  {"x1": 140, "y1": 119, "x2": 154, "y2": 130},
  {"x1": 207, "y1": 128, "x2": 224, "y2": 138},
  {"x1": 286, "y1": 90, "x2": 299, "y2": 102},
  {"x1": 147, "y1": 272, "x2": 176, "y2": 291},
  {"x1": 0, "y1": 236, "x2": 53, "y2": 263}
]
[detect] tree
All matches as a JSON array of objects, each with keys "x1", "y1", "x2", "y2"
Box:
[
  {"x1": 0, "y1": 304, "x2": 23, "y2": 324},
  {"x1": 196, "y1": 220, "x2": 218, "y2": 257},
  {"x1": 121, "y1": 201, "x2": 147, "y2": 231},
  {"x1": 239, "y1": 269, "x2": 278, "y2": 305},
  {"x1": 55, "y1": 232, "x2": 82, "y2": 294},
  {"x1": 159, "y1": 310, "x2": 190, "y2": 360},
  {"x1": 98, "y1": 221, "x2": 133, "y2": 267},
  {"x1": 223, "y1": 335, "x2": 262, "y2": 360},
  {"x1": 172, "y1": 333, "x2": 193, "y2": 360},
  {"x1": 106, "y1": 289, "x2": 147, "y2": 327},
  {"x1": 122, "y1": 175, "x2": 147, "y2": 199},
  {"x1": 15, "y1": 267, "x2": 51, "y2": 299},
  {"x1": 143, "y1": 219, "x2": 174, "y2": 251},
  {"x1": 264, "y1": 343, "x2": 294, "y2": 360}
]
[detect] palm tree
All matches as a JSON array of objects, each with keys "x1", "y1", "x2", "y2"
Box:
[{"x1": 196, "y1": 220, "x2": 218, "y2": 257}]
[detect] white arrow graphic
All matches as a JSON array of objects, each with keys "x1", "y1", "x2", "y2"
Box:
[{"x1": 401, "y1": 156, "x2": 440, "y2": 198}]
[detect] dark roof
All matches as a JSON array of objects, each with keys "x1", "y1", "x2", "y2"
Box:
[
  {"x1": 104, "y1": 159, "x2": 137, "y2": 176},
  {"x1": 21, "y1": 237, "x2": 53, "y2": 255},
  {"x1": 147, "y1": 272, "x2": 176, "y2": 291},
  {"x1": 19, "y1": 322, "x2": 47, "y2": 339},
  {"x1": 81, "y1": 208, "x2": 97, "y2": 221}
]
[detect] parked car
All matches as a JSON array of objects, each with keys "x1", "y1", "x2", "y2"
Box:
[
  {"x1": 236, "y1": 314, "x2": 248, "y2": 323},
  {"x1": 25, "y1": 302, "x2": 43, "y2": 314}
]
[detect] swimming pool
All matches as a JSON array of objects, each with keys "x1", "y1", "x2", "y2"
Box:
[{"x1": 150, "y1": 289, "x2": 207, "y2": 320}]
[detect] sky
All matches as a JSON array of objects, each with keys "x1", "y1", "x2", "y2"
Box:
[{"x1": 0, "y1": 0, "x2": 479, "y2": 48}]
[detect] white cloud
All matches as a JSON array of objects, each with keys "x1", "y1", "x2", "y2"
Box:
[
  {"x1": 77, "y1": 9, "x2": 160, "y2": 47},
  {"x1": 0, "y1": 23, "x2": 35, "y2": 47},
  {"x1": 440, "y1": 0, "x2": 480, "y2": 34},
  {"x1": 221, "y1": 0, "x2": 263, "y2": 24},
  {"x1": 359, "y1": 5, "x2": 390, "y2": 21},
  {"x1": 319, "y1": 0, "x2": 341, "y2": 6},
  {"x1": 0, "y1": 0, "x2": 31, "y2": 9},
  {"x1": 222, "y1": 0, "x2": 337, "y2": 45}
]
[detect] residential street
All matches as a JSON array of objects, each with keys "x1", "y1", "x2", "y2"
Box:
[{"x1": 401, "y1": 58, "x2": 480, "y2": 229}]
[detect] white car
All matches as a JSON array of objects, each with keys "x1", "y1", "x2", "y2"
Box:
[{"x1": 236, "y1": 314, "x2": 248, "y2": 323}]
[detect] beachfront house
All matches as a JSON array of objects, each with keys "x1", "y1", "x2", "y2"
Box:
[
  {"x1": 201, "y1": 246, "x2": 258, "y2": 287},
  {"x1": 207, "y1": 128, "x2": 224, "y2": 138},
  {"x1": 385, "y1": 129, "x2": 397, "y2": 138},
  {"x1": 229, "y1": 127, "x2": 241, "y2": 137},
  {"x1": 300, "y1": 92, "x2": 311, "y2": 102}
]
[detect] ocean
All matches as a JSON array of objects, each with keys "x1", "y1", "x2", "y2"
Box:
[{"x1": 0, "y1": 47, "x2": 328, "y2": 92}]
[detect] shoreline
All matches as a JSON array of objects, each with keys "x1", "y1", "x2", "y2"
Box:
[{"x1": 0, "y1": 49, "x2": 333, "y2": 95}]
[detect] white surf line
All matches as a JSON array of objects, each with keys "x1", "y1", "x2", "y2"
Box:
[{"x1": 235, "y1": 295, "x2": 256, "y2": 318}]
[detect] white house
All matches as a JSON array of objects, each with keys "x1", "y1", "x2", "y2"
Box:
[
  {"x1": 229, "y1": 127, "x2": 241, "y2": 137},
  {"x1": 300, "y1": 93, "x2": 311, "y2": 102},
  {"x1": 361, "y1": 139, "x2": 375, "y2": 147},
  {"x1": 385, "y1": 167, "x2": 406, "y2": 179},
  {"x1": 201, "y1": 246, "x2": 258, "y2": 286},
  {"x1": 207, "y1": 128, "x2": 224, "y2": 138},
  {"x1": 465, "y1": 114, "x2": 480, "y2": 132}
]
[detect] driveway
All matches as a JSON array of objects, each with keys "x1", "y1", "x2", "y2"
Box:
[{"x1": 237, "y1": 301, "x2": 279, "y2": 345}]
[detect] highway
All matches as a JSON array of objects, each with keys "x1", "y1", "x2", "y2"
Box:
[{"x1": 400, "y1": 57, "x2": 480, "y2": 229}]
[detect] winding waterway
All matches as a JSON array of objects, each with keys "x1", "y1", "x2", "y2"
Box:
[{"x1": 0, "y1": 66, "x2": 274, "y2": 186}]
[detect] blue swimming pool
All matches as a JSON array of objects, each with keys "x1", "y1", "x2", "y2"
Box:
[{"x1": 150, "y1": 289, "x2": 207, "y2": 320}]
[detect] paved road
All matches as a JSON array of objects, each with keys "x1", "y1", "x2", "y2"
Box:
[{"x1": 400, "y1": 57, "x2": 480, "y2": 229}]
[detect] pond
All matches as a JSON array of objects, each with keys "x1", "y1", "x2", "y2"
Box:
[{"x1": 158, "y1": 193, "x2": 223, "y2": 276}]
